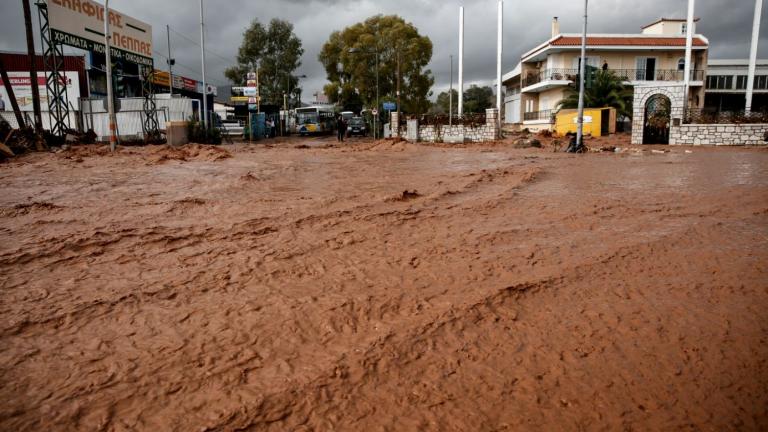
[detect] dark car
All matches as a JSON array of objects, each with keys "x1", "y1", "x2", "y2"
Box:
[{"x1": 347, "y1": 117, "x2": 367, "y2": 136}]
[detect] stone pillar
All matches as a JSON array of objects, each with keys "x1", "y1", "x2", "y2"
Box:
[
  {"x1": 390, "y1": 111, "x2": 400, "y2": 137},
  {"x1": 486, "y1": 108, "x2": 500, "y2": 140}
]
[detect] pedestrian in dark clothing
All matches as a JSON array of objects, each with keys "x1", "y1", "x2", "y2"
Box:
[{"x1": 336, "y1": 116, "x2": 346, "y2": 142}]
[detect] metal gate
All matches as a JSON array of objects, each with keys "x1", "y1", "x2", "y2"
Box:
[{"x1": 643, "y1": 94, "x2": 671, "y2": 144}]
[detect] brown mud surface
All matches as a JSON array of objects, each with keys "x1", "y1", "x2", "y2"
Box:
[{"x1": 1, "y1": 138, "x2": 767, "y2": 431}]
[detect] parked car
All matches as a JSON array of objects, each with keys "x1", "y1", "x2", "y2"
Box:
[{"x1": 347, "y1": 116, "x2": 367, "y2": 136}]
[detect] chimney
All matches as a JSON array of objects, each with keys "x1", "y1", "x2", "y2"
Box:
[{"x1": 552, "y1": 17, "x2": 560, "y2": 38}]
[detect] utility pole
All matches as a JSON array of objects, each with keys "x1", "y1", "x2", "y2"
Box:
[
  {"x1": 496, "y1": 0, "x2": 503, "y2": 131},
  {"x1": 746, "y1": 0, "x2": 763, "y2": 113},
  {"x1": 199, "y1": 0, "x2": 208, "y2": 129},
  {"x1": 458, "y1": 6, "x2": 465, "y2": 116},
  {"x1": 449, "y1": 54, "x2": 453, "y2": 127},
  {"x1": 683, "y1": 0, "x2": 695, "y2": 115},
  {"x1": 105, "y1": 0, "x2": 117, "y2": 151},
  {"x1": 375, "y1": 51, "x2": 379, "y2": 139},
  {"x1": 167, "y1": 24, "x2": 173, "y2": 95},
  {"x1": 397, "y1": 48, "x2": 401, "y2": 137},
  {"x1": 22, "y1": 0, "x2": 42, "y2": 131},
  {"x1": 575, "y1": 0, "x2": 588, "y2": 152}
]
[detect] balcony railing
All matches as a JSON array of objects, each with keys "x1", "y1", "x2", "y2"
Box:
[
  {"x1": 523, "y1": 69, "x2": 579, "y2": 87},
  {"x1": 522, "y1": 68, "x2": 705, "y2": 88},
  {"x1": 523, "y1": 109, "x2": 558, "y2": 122},
  {"x1": 611, "y1": 69, "x2": 705, "y2": 82}
]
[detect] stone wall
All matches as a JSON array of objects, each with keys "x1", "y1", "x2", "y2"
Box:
[
  {"x1": 391, "y1": 111, "x2": 400, "y2": 138},
  {"x1": 670, "y1": 123, "x2": 768, "y2": 146},
  {"x1": 408, "y1": 108, "x2": 500, "y2": 143}
]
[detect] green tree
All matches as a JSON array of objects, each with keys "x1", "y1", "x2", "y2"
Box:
[
  {"x1": 463, "y1": 85, "x2": 494, "y2": 114},
  {"x1": 558, "y1": 69, "x2": 633, "y2": 118},
  {"x1": 225, "y1": 19, "x2": 304, "y2": 106},
  {"x1": 319, "y1": 15, "x2": 434, "y2": 114},
  {"x1": 433, "y1": 89, "x2": 458, "y2": 114}
]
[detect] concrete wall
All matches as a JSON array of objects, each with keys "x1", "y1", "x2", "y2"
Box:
[{"x1": 670, "y1": 123, "x2": 768, "y2": 146}]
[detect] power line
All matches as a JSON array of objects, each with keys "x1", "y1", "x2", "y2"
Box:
[
  {"x1": 152, "y1": 49, "x2": 227, "y2": 87},
  {"x1": 168, "y1": 26, "x2": 239, "y2": 66}
]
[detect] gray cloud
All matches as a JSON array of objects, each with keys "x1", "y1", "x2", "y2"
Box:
[{"x1": 1, "y1": 0, "x2": 766, "y2": 99}]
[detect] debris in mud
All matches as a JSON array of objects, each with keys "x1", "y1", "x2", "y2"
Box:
[
  {"x1": 147, "y1": 144, "x2": 232, "y2": 164},
  {"x1": 0, "y1": 120, "x2": 47, "y2": 159},
  {"x1": 514, "y1": 138, "x2": 542, "y2": 149},
  {"x1": 167, "y1": 197, "x2": 207, "y2": 215},
  {"x1": 387, "y1": 189, "x2": 422, "y2": 202},
  {"x1": 240, "y1": 171, "x2": 262, "y2": 182}
]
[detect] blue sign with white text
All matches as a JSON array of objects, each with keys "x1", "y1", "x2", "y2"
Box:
[{"x1": 383, "y1": 102, "x2": 396, "y2": 111}]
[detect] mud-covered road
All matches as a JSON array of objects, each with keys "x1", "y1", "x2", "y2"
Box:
[{"x1": 1, "y1": 138, "x2": 767, "y2": 431}]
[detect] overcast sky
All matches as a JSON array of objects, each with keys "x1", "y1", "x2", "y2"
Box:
[{"x1": 1, "y1": 0, "x2": 766, "y2": 100}]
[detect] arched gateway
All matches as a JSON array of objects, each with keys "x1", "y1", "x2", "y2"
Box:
[{"x1": 631, "y1": 84, "x2": 685, "y2": 145}]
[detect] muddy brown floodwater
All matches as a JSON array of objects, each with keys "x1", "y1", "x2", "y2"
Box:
[{"x1": 1, "y1": 137, "x2": 767, "y2": 431}]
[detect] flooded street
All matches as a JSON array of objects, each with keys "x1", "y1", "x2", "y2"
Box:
[{"x1": 1, "y1": 139, "x2": 767, "y2": 431}]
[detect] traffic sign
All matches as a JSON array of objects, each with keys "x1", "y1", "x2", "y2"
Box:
[
  {"x1": 372, "y1": 109, "x2": 378, "y2": 116},
  {"x1": 247, "y1": 72, "x2": 256, "y2": 80},
  {"x1": 383, "y1": 102, "x2": 396, "y2": 111}
]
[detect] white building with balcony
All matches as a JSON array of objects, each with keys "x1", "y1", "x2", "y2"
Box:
[{"x1": 503, "y1": 17, "x2": 709, "y2": 131}]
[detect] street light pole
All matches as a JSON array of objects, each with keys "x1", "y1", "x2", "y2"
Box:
[
  {"x1": 575, "y1": 0, "x2": 588, "y2": 152},
  {"x1": 199, "y1": 0, "x2": 208, "y2": 129},
  {"x1": 167, "y1": 24, "x2": 173, "y2": 95},
  {"x1": 496, "y1": 0, "x2": 503, "y2": 129},
  {"x1": 746, "y1": 0, "x2": 763, "y2": 113},
  {"x1": 450, "y1": 54, "x2": 453, "y2": 127},
  {"x1": 375, "y1": 50, "x2": 379, "y2": 140},
  {"x1": 397, "y1": 48, "x2": 401, "y2": 137},
  {"x1": 683, "y1": 0, "x2": 695, "y2": 115},
  {"x1": 104, "y1": 0, "x2": 117, "y2": 151}
]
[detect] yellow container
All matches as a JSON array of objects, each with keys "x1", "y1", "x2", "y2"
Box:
[{"x1": 555, "y1": 107, "x2": 616, "y2": 137}]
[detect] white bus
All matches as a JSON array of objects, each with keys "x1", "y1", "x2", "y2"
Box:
[{"x1": 294, "y1": 105, "x2": 336, "y2": 135}]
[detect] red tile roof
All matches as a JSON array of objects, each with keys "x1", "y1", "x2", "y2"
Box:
[{"x1": 551, "y1": 36, "x2": 708, "y2": 47}]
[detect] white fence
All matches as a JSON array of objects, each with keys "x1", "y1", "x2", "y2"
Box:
[{"x1": 1, "y1": 94, "x2": 197, "y2": 141}]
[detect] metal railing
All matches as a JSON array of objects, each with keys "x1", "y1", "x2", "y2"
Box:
[
  {"x1": 523, "y1": 69, "x2": 579, "y2": 87},
  {"x1": 419, "y1": 113, "x2": 487, "y2": 126},
  {"x1": 522, "y1": 68, "x2": 705, "y2": 87},
  {"x1": 684, "y1": 108, "x2": 768, "y2": 124},
  {"x1": 523, "y1": 109, "x2": 558, "y2": 122},
  {"x1": 611, "y1": 69, "x2": 705, "y2": 82}
]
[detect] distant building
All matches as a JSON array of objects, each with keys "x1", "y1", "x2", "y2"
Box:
[
  {"x1": 503, "y1": 17, "x2": 709, "y2": 131},
  {"x1": 704, "y1": 59, "x2": 768, "y2": 112},
  {"x1": 312, "y1": 91, "x2": 330, "y2": 105}
]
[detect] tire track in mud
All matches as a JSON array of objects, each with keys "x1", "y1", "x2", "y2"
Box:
[
  {"x1": 0, "y1": 164, "x2": 541, "y2": 339},
  {"x1": 198, "y1": 216, "x2": 768, "y2": 431}
]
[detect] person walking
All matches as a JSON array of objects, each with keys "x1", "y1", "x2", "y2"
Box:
[{"x1": 336, "y1": 115, "x2": 346, "y2": 142}]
